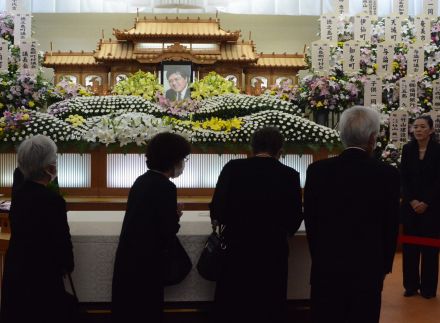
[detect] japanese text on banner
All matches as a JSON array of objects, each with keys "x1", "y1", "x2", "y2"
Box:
[
  {"x1": 13, "y1": 13, "x2": 31, "y2": 46},
  {"x1": 393, "y1": 0, "x2": 408, "y2": 17},
  {"x1": 362, "y1": 0, "x2": 377, "y2": 16},
  {"x1": 320, "y1": 15, "x2": 338, "y2": 43},
  {"x1": 424, "y1": 0, "x2": 438, "y2": 16},
  {"x1": 354, "y1": 14, "x2": 372, "y2": 43},
  {"x1": 0, "y1": 40, "x2": 8, "y2": 73},
  {"x1": 385, "y1": 16, "x2": 402, "y2": 43},
  {"x1": 364, "y1": 76, "x2": 382, "y2": 106}
]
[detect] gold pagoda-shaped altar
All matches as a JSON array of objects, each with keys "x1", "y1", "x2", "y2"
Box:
[{"x1": 43, "y1": 16, "x2": 307, "y2": 95}]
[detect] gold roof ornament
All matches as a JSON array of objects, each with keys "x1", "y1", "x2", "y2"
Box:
[
  {"x1": 43, "y1": 16, "x2": 306, "y2": 70},
  {"x1": 113, "y1": 17, "x2": 240, "y2": 41}
]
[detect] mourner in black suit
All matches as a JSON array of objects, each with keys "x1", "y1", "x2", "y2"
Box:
[
  {"x1": 304, "y1": 106, "x2": 400, "y2": 323},
  {"x1": 0, "y1": 135, "x2": 74, "y2": 323},
  {"x1": 210, "y1": 127, "x2": 303, "y2": 323},
  {"x1": 400, "y1": 115, "x2": 440, "y2": 299},
  {"x1": 165, "y1": 67, "x2": 191, "y2": 101},
  {"x1": 112, "y1": 132, "x2": 191, "y2": 323}
]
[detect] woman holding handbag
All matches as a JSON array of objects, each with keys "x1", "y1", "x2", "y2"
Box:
[
  {"x1": 210, "y1": 127, "x2": 303, "y2": 323},
  {"x1": 112, "y1": 132, "x2": 191, "y2": 323}
]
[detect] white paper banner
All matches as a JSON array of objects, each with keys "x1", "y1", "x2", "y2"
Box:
[
  {"x1": 393, "y1": 0, "x2": 408, "y2": 17},
  {"x1": 424, "y1": 0, "x2": 438, "y2": 16},
  {"x1": 376, "y1": 42, "x2": 394, "y2": 76},
  {"x1": 354, "y1": 14, "x2": 372, "y2": 43},
  {"x1": 333, "y1": 0, "x2": 349, "y2": 15},
  {"x1": 389, "y1": 110, "x2": 409, "y2": 144},
  {"x1": 362, "y1": 0, "x2": 378, "y2": 16},
  {"x1": 433, "y1": 80, "x2": 440, "y2": 111},
  {"x1": 407, "y1": 44, "x2": 425, "y2": 76},
  {"x1": 428, "y1": 111, "x2": 440, "y2": 137},
  {"x1": 0, "y1": 41, "x2": 8, "y2": 73},
  {"x1": 414, "y1": 16, "x2": 432, "y2": 44},
  {"x1": 343, "y1": 41, "x2": 361, "y2": 74},
  {"x1": 311, "y1": 41, "x2": 330, "y2": 74},
  {"x1": 399, "y1": 77, "x2": 418, "y2": 110},
  {"x1": 29, "y1": 39, "x2": 38, "y2": 71},
  {"x1": 320, "y1": 15, "x2": 338, "y2": 43},
  {"x1": 364, "y1": 76, "x2": 382, "y2": 106},
  {"x1": 19, "y1": 40, "x2": 38, "y2": 73},
  {"x1": 7, "y1": 0, "x2": 22, "y2": 13},
  {"x1": 13, "y1": 13, "x2": 32, "y2": 46},
  {"x1": 384, "y1": 16, "x2": 402, "y2": 43}
]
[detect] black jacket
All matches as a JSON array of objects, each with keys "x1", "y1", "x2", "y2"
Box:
[
  {"x1": 0, "y1": 180, "x2": 74, "y2": 323},
  {"x1": 210, "y1": 157, "x2": 303, "y2": 323},
  {"x1": 112, "y1": 170, "x2": 180, "y2": 323},
  {"x1": 400, "y1": 140, "x2": 440, "y2": 234},
  {"x1": 304, "y1": 148, "x2": 400, "y2": 291}
]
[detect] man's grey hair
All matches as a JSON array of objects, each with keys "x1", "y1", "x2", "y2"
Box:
[
  {"x1": 339, "y1": 106, "x2": 380, "y2": 148},
  {"x1": 17, "y1": 135, "x2": 57, "y2": 181}
]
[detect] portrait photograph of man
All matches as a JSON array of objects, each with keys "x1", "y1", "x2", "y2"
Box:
[{"x1": 163, "y1": 64, "x2": 192, "y2": 101}]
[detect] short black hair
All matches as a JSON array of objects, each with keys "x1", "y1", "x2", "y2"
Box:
[
  {"x1": 251, "y1": 126, "x2": 284, "y2": 156},
  {"x1": 146, "y1": 132, "x2": 191, "y2": 172},
  {"x1": 166, "y1": 67, "x2": 189, "y2": 80},
  {"x1": 415, "y1": 115, "x2": 434, "y2": 129}
]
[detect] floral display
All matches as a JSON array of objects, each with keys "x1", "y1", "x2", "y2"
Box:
[
  {"x1": 190, "y1": 71, "x2": 240, "y2": 100},
  {"x1": 81, "y1": 112, "x2": 172, "y2": 147},
  {"x1": 380, "y1": 143, "x2": 402, "y2": 168},
  {"x1": 156, "y1": 93, "x2": 201, "y2": 118},
  {"x1": 48, "y1": 96, "x2": 159, "y2": 119},
  {"x1": 0, "y1": 111, "x2": 81, "y2": 143},
  {"x1": 65, "y1": 114, "x2": 85, "y2": 127},
  {"x1": 48, "y1": 78, "x2": 93, "y2": 104},
  {"x1": 112, "y1": 70, "x2": 163, "y2": 101},
  {"x1": 0, "y1": 108, "x2": 31, "y2": 139},
  {"x1": 0, "y1": 72, "x2": 51, "y2": 111},
  {"x1": 0, "y1": 12, "x2": 14, "y2": 42},
  {"x1": 165, "y1": 116, "x2": 243, "y2": 132}
]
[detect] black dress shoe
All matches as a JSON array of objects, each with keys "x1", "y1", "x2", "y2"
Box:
[
  {"x1": 404, "y1": 290, "x2": 418, "y2": 297},
  {"x1": 421, "y1": 293, "x2": 436, "y2": 299}
]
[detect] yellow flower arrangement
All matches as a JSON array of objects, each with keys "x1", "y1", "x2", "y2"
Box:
[
  {"x1": 65, "y1": 114, "x2": 85, "y2": 127},
  {"x1": 168, "y1": 116, "x2": 242, "y2": 132}
]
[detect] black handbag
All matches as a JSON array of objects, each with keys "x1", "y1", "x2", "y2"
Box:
[
  {"x1": 162, "y1": 236, "x2": 192, "y2": 286},
  {"x1": 196, "y1": 220, "x2": 227, "y2": 281}
]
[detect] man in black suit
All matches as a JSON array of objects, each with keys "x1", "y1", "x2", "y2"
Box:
[
  {"x1": 165, "y1": 68, "x2": 191, "y2": 101},
  {"x1": 304, "y1": 106, "x2": 400, "y2": 323}
]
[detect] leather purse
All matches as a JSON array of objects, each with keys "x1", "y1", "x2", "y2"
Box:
[
  {"x1": 196, "y1": 220, "x2": 227, "y2": 281},
  {"x1": 162, "y1": 236, "x2": 192, "y2": 286}
]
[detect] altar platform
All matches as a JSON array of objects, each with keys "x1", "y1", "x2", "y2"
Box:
[{"x1": 66, "y1": 210, "x2": 311, "y2": 303}]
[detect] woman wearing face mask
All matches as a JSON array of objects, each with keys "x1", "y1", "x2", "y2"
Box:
[
  {"x1": 401, "y1": 115, "x2": 440, "y2": 299},
  {"x1": 0, "y1": 135, "x2": 74, "y2": 323},
  {"x1": 112, "y1": 132, "x2": 191, "y2": 323}
]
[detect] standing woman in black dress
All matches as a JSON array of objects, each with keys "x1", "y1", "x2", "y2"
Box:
[
  {"x1": 400, "y1": 115, "x2": 440, "y2": 299},
  {"x1": 112, "y1": 132, "x2": 191, "y2": 323},
  {"x1": 0, "y1": 135, "x2": 74, "y2": 323}
]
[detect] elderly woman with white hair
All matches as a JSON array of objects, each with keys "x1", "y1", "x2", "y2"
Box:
[{"x1": 0, "y1": 135, "x2": 74, "y2": 323}]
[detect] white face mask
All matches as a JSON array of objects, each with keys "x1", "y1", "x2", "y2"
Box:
[
  {"x1": 46, "y1": 164, "x2": 57, "y2": 182},
  {"x1": 173, "y1": 162, "x2": 185, "y2": 178}
]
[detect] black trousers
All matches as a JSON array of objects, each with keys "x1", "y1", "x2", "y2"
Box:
[
  {"x1": 310, "y1": 285, "x2": 382, "y2": 323},
  {"x1": 402, "y1": 243, "x2": 439, "y2": 295},
  {"x1": 403, "y1": 224, "x2": 439, "y2": 296}
]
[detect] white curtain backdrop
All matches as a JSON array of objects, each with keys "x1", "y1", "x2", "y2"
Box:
[{"x1": 0, "y1": 0, "x2": 436, "y2": 16}]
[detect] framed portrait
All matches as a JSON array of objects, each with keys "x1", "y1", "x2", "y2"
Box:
[{"x1": 161, "y1": 62, "x2": 193, "y2": 101}]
